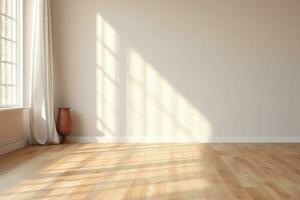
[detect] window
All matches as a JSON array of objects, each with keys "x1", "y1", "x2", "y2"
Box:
[{"x1": 0, "y1": 0, "x2": 20, "y2": 108}]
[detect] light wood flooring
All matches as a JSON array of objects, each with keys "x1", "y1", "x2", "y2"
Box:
[{"x1": 1, "y1": 143, "x2": 300, "y2": 199}]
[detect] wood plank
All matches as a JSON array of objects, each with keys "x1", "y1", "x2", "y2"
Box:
[{"x1": 0, "y1": 144, "x2": 300, "y2": 199}]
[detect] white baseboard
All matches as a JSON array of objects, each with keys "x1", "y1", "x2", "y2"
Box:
[
  {"x1": 0, "y1": 140, "x2": 27, "y2": 155},
  {"x1": 67, "y1": 135, "x2": 300, "y2": 144}
]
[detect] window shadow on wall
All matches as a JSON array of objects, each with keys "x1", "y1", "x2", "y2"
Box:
[
  {"x1": 96, "y1": 14, "x2": 212, "y2": 141},
  {"x1": 127, "y1": 49, "x2": 212, "y2": 141},
  {"x1": 96, "y1": 14, "x2": 119, "y2": 138}
]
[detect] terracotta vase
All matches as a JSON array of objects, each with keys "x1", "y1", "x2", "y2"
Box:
[{"x1": 56, "y1": 107, "x2": 72, "y2": 143}]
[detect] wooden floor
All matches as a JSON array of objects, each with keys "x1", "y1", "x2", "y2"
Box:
[{"x1": 0, "y1": 144, "x2": 300, "y2": 200}]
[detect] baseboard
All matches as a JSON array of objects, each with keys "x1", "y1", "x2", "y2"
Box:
[
  {"x1": 0, "y1": 140, "x2": 27, "y2": 155},
  {"x1": 67, "y1": 136, "x2": 300, "y2": 144}
]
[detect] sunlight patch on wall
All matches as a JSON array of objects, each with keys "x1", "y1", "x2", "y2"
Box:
[
  {"x1": 96, "y1": 14, "x2": 119, "y2": 137},
  {"x1": 127, "y1": 49, "x2": 212, "y2": 139}
]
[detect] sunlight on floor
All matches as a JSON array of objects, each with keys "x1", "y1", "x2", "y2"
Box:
[{"x1": 0, "y1": 144, "x2": 212, "y2": 200}]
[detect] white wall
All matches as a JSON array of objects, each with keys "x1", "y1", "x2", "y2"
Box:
[{"x1": 51, "y1": 0, "x2": 300, "y2": 142}]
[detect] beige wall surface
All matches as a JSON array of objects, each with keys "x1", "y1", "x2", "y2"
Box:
[
  {"x1": 51, "y1": 0, "x2": 300, "y2": 140},
  {"x1": 0, "y1": 110, "x2": 26, "y2": 147}
]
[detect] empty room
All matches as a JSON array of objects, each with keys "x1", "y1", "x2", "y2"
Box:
[{"x1": 0, "y1": 0, "x2": 300, "y2": 199}]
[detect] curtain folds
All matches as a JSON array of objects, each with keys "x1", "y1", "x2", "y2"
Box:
[{"x1": 29, "y1": 0, "x2": 60, "y2": 145}]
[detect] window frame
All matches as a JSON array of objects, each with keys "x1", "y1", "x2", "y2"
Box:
[{"x1": 0, "y1": 0, "x2": 22, "y2": 109}]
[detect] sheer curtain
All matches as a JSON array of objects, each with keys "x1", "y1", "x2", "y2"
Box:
[{"x1": 29, "y1": 0, "x2": 60, "y2": 144}]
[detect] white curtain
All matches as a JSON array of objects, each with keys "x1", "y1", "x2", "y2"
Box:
[{"x1": 29, "y1": 0, "x2": 60, "y2": 144}]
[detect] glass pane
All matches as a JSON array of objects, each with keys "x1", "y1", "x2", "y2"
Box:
[
  {"x1": 1, "y1": 63, "x2": 6, "y2": 84},
  {"x1": 0, "y1": 16, "x2": 5, "y2": 35},
  {"x1": 6, "y1": 86, "x2": 12, "y2": 104},
  {"x1": 1, "y1": 86, "x2": 6, "y2": 105},
  {"x1": 1, "y1": 0, "x2": 12, "y2": 16},
  {"x1": 11, "y1": 64, "x2": 16, "y2": 84},
  {"x1": 1, "y1": 0, "x2": 7, "y2": 15},
  {"x1": 12, "y1": 41, "x2": 16, "y2": 62},
  {"x1": 1, "y1": 16, "x2": 13, "y2": 39},
  {"x1": 6, "y1": 64, "x2": 12, "y2": 84},
  {"x1": 1, "y1": 39, "x2": 15, "y2": 62},
  {"x1": 12, "y1": 86, "x2": 16, "y2": 104},
  {"x1": 1, "y1": 39, "x2": 5, "y2": 61}
]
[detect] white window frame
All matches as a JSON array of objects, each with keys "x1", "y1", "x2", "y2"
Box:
[{"x1": 0, "y1": 0, "x2": 22, "y2": 109}]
